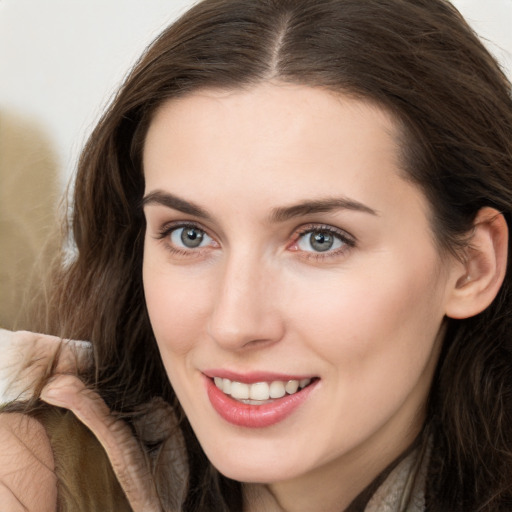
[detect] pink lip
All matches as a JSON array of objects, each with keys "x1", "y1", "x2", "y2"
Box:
[
  {"x1": 204, "y1": 375, "x2": 318, "y2": 428},
  {"x1": 202, "y1": 369, "x2": 314, "y2": 384}
]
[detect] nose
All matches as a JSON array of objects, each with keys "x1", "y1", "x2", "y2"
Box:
[{"x1": 207, "y1": 253, "x2": 285, "y2": 350}]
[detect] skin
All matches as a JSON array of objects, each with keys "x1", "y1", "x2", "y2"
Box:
[{"x1": 141, "y1": 83, "x2": 462, "y2": 512}]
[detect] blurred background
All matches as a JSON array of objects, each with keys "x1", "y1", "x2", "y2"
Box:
[{"x1": 1, "y1": 0, "x2": 511, "y2": 331}]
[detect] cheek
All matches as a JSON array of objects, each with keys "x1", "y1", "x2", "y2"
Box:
[
  {"x1": 288, "y1": 253, "x2": 447, "y2": 377},
  {"x1": 285, "y1": 259, "x2": 447, "y2": 445},
  {"x1": 143, "y1": 257, "x2": 212, "y2": 358}
]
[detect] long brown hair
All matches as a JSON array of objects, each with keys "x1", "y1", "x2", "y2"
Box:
[{"x1": 36, "y1": 0, "x2": 512, "y2": 510}]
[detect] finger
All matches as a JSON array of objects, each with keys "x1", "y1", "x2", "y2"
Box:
[
  {"x1": 16, "y1": 330, "x2": 93, "y2": 374},
  {"x1": 1, "y1": 330, "x2": 93, "y2": 401}
]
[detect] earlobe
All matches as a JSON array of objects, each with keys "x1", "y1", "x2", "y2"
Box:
[{"x1": 445, "y1": 207, "x2": 508, "y2": 319}]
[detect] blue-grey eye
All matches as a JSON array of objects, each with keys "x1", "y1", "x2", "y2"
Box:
[
  {"x1": 170, "y1": 226, "x2": 212, "y2": 248},
  {"x1": 297, "y1": 230, "x2": 344, "y2": 253}
]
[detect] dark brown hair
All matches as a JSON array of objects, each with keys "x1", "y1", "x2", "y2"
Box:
[{"x1": 36, "y1": 0, "x2": 512, "y2": 510}]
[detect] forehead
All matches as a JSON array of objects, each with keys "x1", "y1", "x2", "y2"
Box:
[
  {"x1": 142, "y1": 83, "x2": 427, "y2": 227},
  {"x1": 144, "y1": 84, "x2": 400, "y2": 178},
  {"x1": 145, "y1": 84, "x2": 399, "y2": 151}
]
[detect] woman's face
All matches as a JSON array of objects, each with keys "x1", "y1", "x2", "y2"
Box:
[{"x1": 142, "y1": 84, "x2": 458, "y2": 495}]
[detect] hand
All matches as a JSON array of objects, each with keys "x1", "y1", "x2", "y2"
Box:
[{"x1": 0, "y1": 329, "x2": 92, "y2": 402}]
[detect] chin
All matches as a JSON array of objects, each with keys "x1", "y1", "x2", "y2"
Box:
[
  {"x1": 203, "y1": 440, "x2": 310, "y2": 483},
  {"x1": 214, "y1": 460, "x2": 293, "y2": 484}
]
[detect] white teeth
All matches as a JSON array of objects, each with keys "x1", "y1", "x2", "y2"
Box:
[
  {"x1": 213, "y1": 376, "x2": 313, "y2": 403},
  {"x1": 285, "y1": 380, "x2": 299, "y2": 394},
  {"x1": 269, "y1": 381, "x2": 286, "y2": 398},
  {"x1": 222, "y1": 378, "x2": 232, "y2": 394},
  {"x1": 241, "y1": 399, "x2": 273, "y2": 405},
  {"x1": 249, "y1": 381, "x2": 270, "y2": 400},
  {"x1": 230, "y1": 381, "x2": 250, "y2": 400},
  {"x1": 300, "y1": 378, "x2": 311, "y2": 388}
]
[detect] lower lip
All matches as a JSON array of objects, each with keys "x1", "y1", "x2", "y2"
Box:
[{"x1": 205, "y1": 377, "x2": 318, "y2": 428}]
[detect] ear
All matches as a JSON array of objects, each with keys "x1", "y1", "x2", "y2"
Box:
[{"x1": 445, "y1": 207, "x2": 508, "y2": 319}]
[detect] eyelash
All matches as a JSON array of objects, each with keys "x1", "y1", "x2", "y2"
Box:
[
  {"x1": 156, "y1": 222, "x2": 216, "y2": 258},
  {"x1": 155, "y1": 222, "x2": 356, "y2": 260},
  {"x1": 290, "y1": 224, "x2": 356, "y2": 261}
]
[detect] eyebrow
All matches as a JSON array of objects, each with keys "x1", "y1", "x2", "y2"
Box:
[
  {"x1": 270, "y1": 198, "x2": 378, "y2": 222},
  {"x1": 142, "y1": 190, "x2": 212, "y2": 220},
  {"x1": 142, "y1": 190, "x2": 378, "y2": 222}
]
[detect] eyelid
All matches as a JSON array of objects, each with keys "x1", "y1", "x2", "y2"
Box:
[
  {"x1": 288, "y1": 223, "x2": 356, "y2": 257},
  {"x1": 154, "y1": 220, "x2": 219, "y2": 256},
  {"x1": 155, "y1": 220, "x2": 213, "y2": 240},
  {"x1": 152, "y1": 219, "x2": 355, "y2": 260},
  {"x1": 294, "y1": 223, "x2": 355, "y2": 242}
]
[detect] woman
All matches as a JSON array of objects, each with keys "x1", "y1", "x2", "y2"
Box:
[{"x1": 1, "y1": 0, "x2": 512, "y2": 510}]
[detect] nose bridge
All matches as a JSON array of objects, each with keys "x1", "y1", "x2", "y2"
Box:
[{"x1": 207, "y1": 247, "x2": 283, "y2": 349}]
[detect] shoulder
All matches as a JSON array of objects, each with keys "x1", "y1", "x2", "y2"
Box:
[{"x1": 0, "y1": 411, "x2": 57, "y2": 511}]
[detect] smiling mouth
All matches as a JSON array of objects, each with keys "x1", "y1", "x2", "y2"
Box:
[{"x1": 213, "y1": 377, "x2": 314, "y2": 404}]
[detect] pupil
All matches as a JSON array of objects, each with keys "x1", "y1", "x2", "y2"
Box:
[
  {"x1": 181, "y1": 228, "x2": 204, "y2": 248},
  {"x1": 310, "y1": 231, "x2": 333, "y2": 252}
]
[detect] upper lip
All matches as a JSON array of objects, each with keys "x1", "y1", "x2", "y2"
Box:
[{"x1": 202, "y1": 369, "x2": 317, "y2": 384}]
